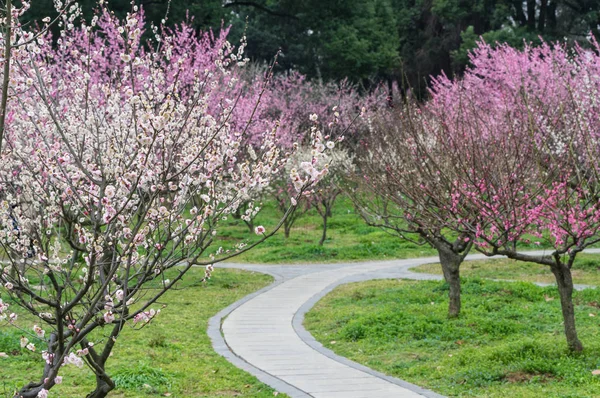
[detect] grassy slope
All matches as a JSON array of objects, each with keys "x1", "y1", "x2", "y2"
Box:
[
  {"x1": 305, "y1": 278, "x2": 600, "y2": 398},
  {"x1": 213, "y1": 198, "x2": 435, "y2": 264},
  {"x1": 0, "y1": 268, "x2": 287, "y2": 398},
  {"x1": 413, "y1": 254, "x2": 600, "y2": 286},
  {"x1": 213, "y1": 198, "x2": 565, "y2": 265},
  {"x1": 5, "y1": 196, "x2": 600, "y2": 397}
]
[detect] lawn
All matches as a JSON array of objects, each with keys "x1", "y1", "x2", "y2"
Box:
[
  {"x1": 0, "y1": 268, "x2": 287, "y2": 398},
  {"x1": 211, "y1": 197, "x2": 566, "y2": 265},
  {"x1": 213, "y1": 198, "x2": 435, "y2": 263},
  {"x1": 5, "y1": 196, "x2": 597, "y2": 398},
  {"x1": 305, "y1": 278, "x2": 600, "y2": 398},
  {"x1": 412, "y1": 254, "x2": 600, "y2": 286}
]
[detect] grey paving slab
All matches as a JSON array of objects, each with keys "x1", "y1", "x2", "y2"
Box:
[{"x1": 209, "y1": 249, "x2": 600, "y2": 398}]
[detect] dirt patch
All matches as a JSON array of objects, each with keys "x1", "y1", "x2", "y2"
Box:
[
  {"x1": 504, "y1": 371, "x2": 556, "y2": 383},
  {"x1": 588, "y1": 301, "x2": 600, "y2": 308},
  {"x1": 205, "y1": 391, "x2": 242, "y2": 397}
]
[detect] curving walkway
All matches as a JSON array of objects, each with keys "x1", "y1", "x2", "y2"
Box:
[{"x1": 208, "y1": 250, "x2": 600, "y2": 398}]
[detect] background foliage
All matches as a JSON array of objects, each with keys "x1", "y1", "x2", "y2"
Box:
[{"x1": 21, "y1": 0, "x2": 600, "y2": 97}]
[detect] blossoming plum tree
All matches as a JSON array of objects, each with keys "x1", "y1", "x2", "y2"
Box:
[
  {"x1": 353, "y1": 105, "x2": 473, "y2": 318},
  {"x1": 287, "y1": 136, "x2": 352, "y2": 245},
  {"x1": 0, "y1": 5, "x2": 334, "y2": 398},
  {"x1": 423, "y1": 40, "x2": 600, "y2": 351},
  {"x1": 263, "y1": 76, "x2": 379, "y2": 239}
]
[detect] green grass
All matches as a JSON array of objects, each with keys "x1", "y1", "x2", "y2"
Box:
[
  {"x1": 213, "y1": 198, "x2": 435, "y2": 263},
  {"x1": 0, "y1": 268, "x2": 287, "y2": 398},
  {"x1": 211, "y1": 197, "x2": 573, "y2": 264},
  {"x1": 305, "y1": 278, "x2": 600, "y2": 398},
  {"x1": 413, "y1": 254, "x2": 600, "y2": 286}
]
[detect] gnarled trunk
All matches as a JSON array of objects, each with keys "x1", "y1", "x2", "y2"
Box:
[
  {"x1": 232, "y1": 206, "x2": 255, "y2": 233},
  {"x1": 283, "y1": 205, "x2": 298, "y2": 239},
  {"x1": 242, "y1": 218, "x2": 254, "y2": 234},
  {"x1": 15, "y1": 383, "x2": 45, "y2": 398},
  {"x1": 438, "y1": 247, "x2": 463, "y2": 318},
  {"x1": 550, "y1": 262, "x2": 583, "y2": 352},
  {"x1": 318, "y1": 213, "x2": 328, "y2": 246},
  {"x1": 85, "y1": 376, "x2": 115, "y2": 398}
]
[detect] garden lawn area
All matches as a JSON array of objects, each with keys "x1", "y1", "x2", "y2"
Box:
[
  {"x1": 213, "y1": 198, "x2": 436, "y2": 263},
  {"x1": 0, "y1": 268, "x2": 287, "y2": 398},
  {"x1": 210, "y1": 197, "x2": 565, "y2": 265},
  {"x1": 412, "y1": 254, "x2": 600, "y2": 286},
  {"x1": 305, "y1": 278, "x2": 600, "y2": 398}
]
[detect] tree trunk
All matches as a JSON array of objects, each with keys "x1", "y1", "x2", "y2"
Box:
[
  {"x1": 15, "y1": 383, "x2": 45, "y2": 398},
  {"x1": 438, "y1": 247, "x2": 463, "y2": 318},
  {"x1": 515, "y1": 0, "x2": 527, "y2": 27},
  {"x1": 232, "y1": 206, "x2": 254, "y2": 233},
  {"x1": 550, "y1": 262, "x2": 583, "y2": 352},
  {"x1": 283, "y1": 205, "x2": 298, "y2": 239},
  {"x1": 85, "y1": 376, "x2": 115, "y2": 398},
  {"x1": 318, "y1": 214, "x2": 328, "y2": 246},
  {"x1": 592, "y1": 14, "x2": 600, "y2": 42},
  {"x1": 547, "y1": 0, "x2": 557, "y2": 30},
  {"x1": 538, "y1": 0, "x2": 547, "y2": 31},
  {"x1": 527, "y1": 0, "x2": 536, "y2": 30},
  {"x1": 284, "y1": 221, "x2": 292, "y2": 238},
  {"x1": 243, "y1": 218, "x2": 254, "y2": 234}
]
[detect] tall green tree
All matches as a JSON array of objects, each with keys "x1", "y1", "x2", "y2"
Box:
[{"x1": 226, "y1": 0, "x2": 400, "y2": 85}]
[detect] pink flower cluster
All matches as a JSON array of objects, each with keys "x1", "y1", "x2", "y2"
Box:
[{"x1": 426, "y1": 39, "x2": 600, "y2": 252}]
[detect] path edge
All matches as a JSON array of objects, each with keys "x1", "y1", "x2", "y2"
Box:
[
  {"x1": 208, "y1": 249, "x2": 600, "y2": 398},
  {"x1": 292, "y1": 268, "x2": 447, "y2": 398},
  {"x1": 207, "y1": 269, "x2": 313, "y2": 398}
]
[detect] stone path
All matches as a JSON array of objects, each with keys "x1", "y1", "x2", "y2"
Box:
[{"x1": 208, "y1": 250, "x2": 600, "y2": 398}]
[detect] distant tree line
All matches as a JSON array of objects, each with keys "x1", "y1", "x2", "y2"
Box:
[{"x1": 23, "y1": 0, "x2": 600, "y2": 95}]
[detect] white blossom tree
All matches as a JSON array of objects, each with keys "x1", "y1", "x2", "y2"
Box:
[{"x1": 0, "y1": 5, "x2": 335, "y2": 397}]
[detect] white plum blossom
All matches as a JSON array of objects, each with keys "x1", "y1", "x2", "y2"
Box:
[
  {"x1": 33, "y1": 325, "x2": 45, "y2": 338},
  {"x1": 42, "y1": 351, "x2": 53, "y2": 364},
  {"x1": 0, "y1": 299, "x2": 8, "y2": 315},
  {"x1": 103, "y1": 312, "x2": 115, "y2": 324},
  {"x1": 105, "y1": 185, "x2": 116, "y2": 198},
  {"x1": 133, "y1": 309, "x2": 159, "y2": 324},
  {"x1": 63, "y1": 353, "x2": 84, "y2": 368}
]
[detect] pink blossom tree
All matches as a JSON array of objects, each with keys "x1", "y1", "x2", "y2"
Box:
[
  {"x1": 352, "y1": 105, "x2": 473, "y2": 318},
  {"x1": 0, "y1": 6, "x2": 334, "y2": 398},
  {"x1": 422, "y1": 40, "x2": 600, "y2": 351},
  {"x1": 261, "y1": 74, "x2": 379, "y2": 239}
]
